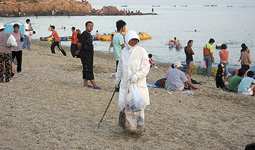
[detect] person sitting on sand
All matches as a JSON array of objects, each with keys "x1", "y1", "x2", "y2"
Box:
[
  {"x1": 167, "y1": 62, "x2": 199, "y2": 91},
  {"x1": 215, "y1": 64, "x2": 228, "y2": 89},
  {"x1": 237, "y1": 70, "x2": 255, "y2": 96},
  {"x1": 226, "y1": 69, "x2": 245, "y2": 92},
  {"x1": 165, "y1": 64, "x2": 175, "y2": 79}
]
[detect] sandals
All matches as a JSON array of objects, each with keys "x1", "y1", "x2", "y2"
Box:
[
  {"x1": 93, "y1": 86, "x2": 101, "y2": 90},
  {"x1": 86, "y1": 85, "x2": 101, "y2": 90}
]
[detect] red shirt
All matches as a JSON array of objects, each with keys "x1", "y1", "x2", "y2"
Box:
[
  {"x1": 52, "y1": 30, "x2": 60, "y2": 42},
  {"x1": 219, "y1": 50, "x2": 229, "y2": 62},
  {"x1": 72, "y1": 31, "x2": 77, "y2": 44},
  {"x1": 149, "y1": 58, "x2": 153, "y2": 65}
]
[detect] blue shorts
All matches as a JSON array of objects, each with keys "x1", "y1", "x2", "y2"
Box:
[{"x1": 186, "y1": 60, "x2": 193, "y2": 65}]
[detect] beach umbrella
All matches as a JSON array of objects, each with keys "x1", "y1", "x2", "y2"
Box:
[{"x1": 4, "y1": 21, "x2": 24, "y2": 36}]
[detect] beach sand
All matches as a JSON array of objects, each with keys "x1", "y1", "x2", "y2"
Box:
[{"x1": 0, "y1": 40, "x2": 254, "y2": 149}]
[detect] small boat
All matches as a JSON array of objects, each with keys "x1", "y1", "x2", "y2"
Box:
[
  {"x1": 169, "y1": 5, "x2": 176, "y2": 7},
  {"x1": 93, "y1": 31, "x2": 151, "y2": 41},
  {"x1": 227, "y1": 5, "x2": 233, "y2": 7},
  {"x1": 204, "y1": 5, "x2": 210, "y2": 7},
  {"x1": 121, "y1": 5, "x2": 127, "y2": 7},
  {"x1": 211, "y1": 5, "x2": 217, "y2": 7},
  {"x1": 40, "y1": 36, "x2": 71, "y2": 41},
  {"x1": 181, "y1": 5, "x2": 188, "y2": 7},
  {"x1": 152, "y1": 5, "x2": 160, "y2": 7},
  {"x1": 138, "y1": 32, "x2": 152, "y2": 40}
]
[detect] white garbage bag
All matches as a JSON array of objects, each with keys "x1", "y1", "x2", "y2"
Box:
[
  {"x1": 6, "y1": 34, "x2": 18, "y2": 47},
  {"x1": 126, "y1": 84, "x2": 146, "y2": 112}
]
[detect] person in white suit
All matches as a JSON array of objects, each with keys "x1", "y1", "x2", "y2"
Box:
[{"x1": 115, "y1": 30, "x2": 150, "y2": 134}]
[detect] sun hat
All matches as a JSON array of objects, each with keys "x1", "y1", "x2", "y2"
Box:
[
  {"x1": 0, "y1": 23, "x2": 5, "y2": 30},
  {"x1": 174, "y1": 62, "x2": 183, "y2": 68}
]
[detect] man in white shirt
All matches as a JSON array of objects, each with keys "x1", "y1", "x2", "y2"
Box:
[
  {"x1": 167, "y1": 62, "x2": 199, "y2": 91},
  {"x1": 22, "y1": 19, "x2": 33, "y2": 50}
]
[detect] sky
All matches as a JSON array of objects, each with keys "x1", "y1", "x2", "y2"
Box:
[{"x1": 81, "y1": 0, "x2": 255, "y2": 6}]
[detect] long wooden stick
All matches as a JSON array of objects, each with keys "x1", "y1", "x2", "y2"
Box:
[{"x1": 97, "y1": 90, "x2": 116, "y2": 128}]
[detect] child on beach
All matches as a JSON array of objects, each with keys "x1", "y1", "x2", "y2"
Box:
[
  {"x1": 215, "y1": 64, "x2": 228, "y2": 89},
  {"x1": 237, "y1": 70, "x2": 255, "y2": 96},
  {"x1": 148, "y1": 54, "x2": 154, "y2": 67}
]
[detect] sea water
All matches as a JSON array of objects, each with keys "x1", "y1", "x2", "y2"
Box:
[{"x1": 1, "y1": 5, "x2": 255, "y2": 66}]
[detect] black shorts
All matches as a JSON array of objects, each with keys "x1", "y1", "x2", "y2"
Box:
[
  {"x1": 81, "y1": 57, "x2": 94, "y2": 80},
  {"x1": 241, "y1": 64, "x2": 250, "y2": 72}
]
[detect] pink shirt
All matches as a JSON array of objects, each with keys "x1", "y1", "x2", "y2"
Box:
[{"x1": 11, "y1": 31, "x2": 23, "y2": 51}]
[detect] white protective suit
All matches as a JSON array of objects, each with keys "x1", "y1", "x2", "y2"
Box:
[{"x1": 115, "y1": 30, "x2": 150, "y2": 111}]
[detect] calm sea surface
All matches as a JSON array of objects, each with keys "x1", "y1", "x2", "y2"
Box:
[{"x1": 1, "y1": 5, "x2": 255, "y2": 66}]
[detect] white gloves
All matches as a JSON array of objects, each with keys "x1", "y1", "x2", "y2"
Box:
[
  {"x1": 130, "y1": 74, "x2": 138, "y2": 83},
  {"x1": 115, "y1": 79, "x2": 121, "y2": 89},
  {"x1": 118, "y1": 101, "x2": 125, "y2": 112}
]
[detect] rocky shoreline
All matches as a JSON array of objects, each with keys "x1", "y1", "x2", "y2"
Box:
[{"x1": 0, "y1": 0, "x2": 157, "y2": 17}]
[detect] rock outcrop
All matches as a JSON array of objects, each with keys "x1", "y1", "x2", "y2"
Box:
[
  {"x1": 0, "y1": 0, "x2": 157, "y2": 17},
  {"x1": 0, "y1": 0, "x2": 92, "y2": 16}
]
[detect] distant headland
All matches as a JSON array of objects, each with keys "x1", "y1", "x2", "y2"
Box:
[{"x1": 0, "y1": 0, "x2": 157, "y2": 17}]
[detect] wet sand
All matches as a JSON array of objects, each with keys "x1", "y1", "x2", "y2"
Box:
[{"x1": 0, "y1": 40, "x2": 254, "y2": 149}]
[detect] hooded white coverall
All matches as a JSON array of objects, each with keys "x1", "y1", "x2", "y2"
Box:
[{"x1": 115, "y1": 30, "x2": 150, "y2": 132}]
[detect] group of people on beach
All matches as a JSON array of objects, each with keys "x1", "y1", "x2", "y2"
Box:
[
  {"x1": 0, "y1": 19, "x2": 35, "y2": 83},
  {"x1": 1, "y1": 16, "x2": 254, "y2": 137},
  {"x1": 181, "y1": 37, "x2": 254, "y2": 96}
]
